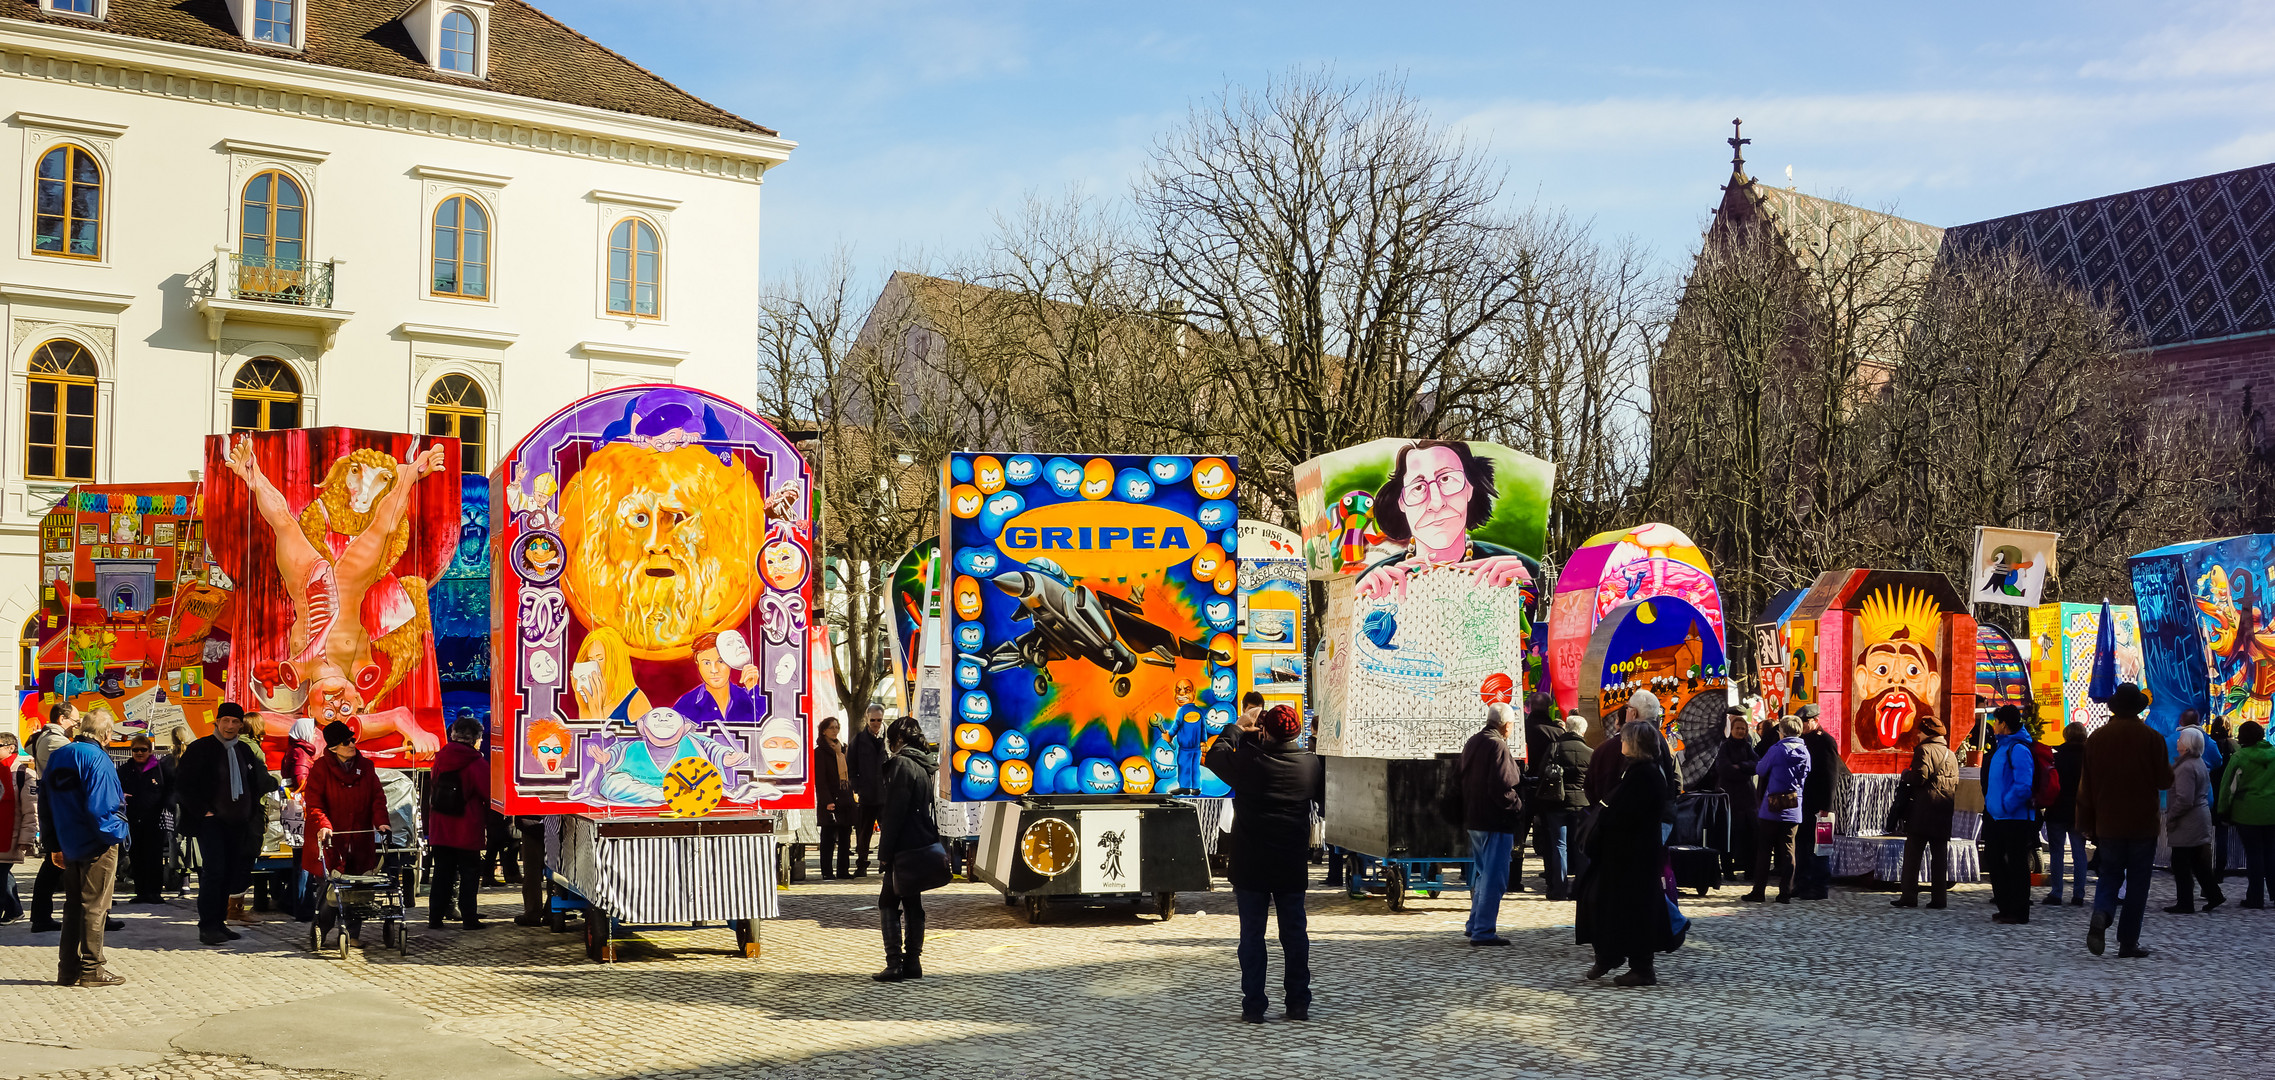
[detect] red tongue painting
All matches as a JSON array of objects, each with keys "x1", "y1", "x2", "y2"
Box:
[{"x1": 1877, "y1": 692, "x2": 1916, "y2": 748}]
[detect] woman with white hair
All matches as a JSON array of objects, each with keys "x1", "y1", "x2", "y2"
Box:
[{"x1": 2165, "y1": 726, "x2": 2225, "y2": 914}]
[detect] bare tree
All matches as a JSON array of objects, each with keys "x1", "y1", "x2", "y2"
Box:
[{"x1": 1138, "y1": 69, "x2": 1549, "y2": 514}]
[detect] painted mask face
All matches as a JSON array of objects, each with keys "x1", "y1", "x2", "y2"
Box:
[
  {"x1": 999, "y1": 758, "x2": 1034, "y2": 795},
  {"x1": 950, "y1": 484, "x2": 984, "y2": 518},
  {"x1": 1005, "y1": 455, "x2": 1040, "y2": 486},
  {"x1": 994, "y1": 729, "x2": 1030, "y2": 760},
  {"x1": 773, "y1": 653, "x2": 797, "y2": 685},
  {"x1": 955, "y1": 575, "x2": 984, "y2": 619},
  {"x1": 637, "y1": 707, "x2": 691, "y2": 746},
  {"x1": 1080, "y1": 459, "x2": 1115, "y2": 500},
  {"x1": 1396, "y1": 444, "x2": 1473, "y2": 561},
  {"x1": 973, "y1": 456, "x2": 1006, "y2": 494},
  {"x1": 528, "y1": 650, "x2": 559, "y2": 684},
  {"x1": 1191, "y1": 458, "x2": 1234, "y2": 499},
  {"x1": 762, "y1": 541, "x2": 808, "y2": 590},
  {"x1": 955, "y1": 722, "x2": 994, "y2": 753},
  {"x1": 1120, "y1": 757, "x2": 1156, "y2": 794},
  {"x1": 759, "y1": 717, "x2": 800, "y2": 775},
  {"x1": 534, "y1": 736, "x2": 566, "y2": 773},
  {"x1": 1044, "y1": 457, "x2": 1084, "y2": 497},
  {"x1": 1855, "y1": 640, "x2": 1939, "y2": 750}
]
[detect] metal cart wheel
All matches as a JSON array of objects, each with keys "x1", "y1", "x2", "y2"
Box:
[
  {"x1": 548, "y1": 905, "x2": 568, "y2": 934},
  {"x1": 306, "y1": 919, "x2": 322, "y2": 954},
  {"x1": 1156, "y1": 891, "x2": 1177, "y2": 921},
  {"x1": 1385, "y1": 865, "x2": 1408, "y2": 912},
  {"x1": 1022, "y1": 895, "x2": 1048, "y2": 924},
  {"x1": 395, "y1": 920, "x2": 410, "y2": 957},
  {"x1": 338, "y1": 922, "x2": 353, "y2": 960}
]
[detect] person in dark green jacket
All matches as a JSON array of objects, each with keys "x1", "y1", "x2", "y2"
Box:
[{"x1": 2216, "y1": 721, "x2": 2275, "y2": 908}]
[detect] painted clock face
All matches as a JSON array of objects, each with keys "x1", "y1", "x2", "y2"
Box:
[{"x1": 1020, "y1": 817, "x2": 1078, "y2": 877}]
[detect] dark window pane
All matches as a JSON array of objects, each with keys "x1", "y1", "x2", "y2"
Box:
[
  {"x1": 276, "y1": 240, "x2": 303, "y2": 263},
  {"x1": 231, "y1": 398, "x2": 261, "y2": 431},
  {"x1": 65, "y1": 384, "x2": 94, "y2": 415},
  {"x1": 434, "y1": 260, "x2": 457, "y2": 293},
  {"x1": 461, "y1": 414, "x2": 484, "y2": 446},
  {"x1": 463, "y1": 266, "x2": 486, "y2": 297},
  {"x1": 276, "y1": 177, "x2": 302, "y2": 207},
  {"x1": 35, "y1": 217, "x2": 63, "y2": 252},
  {"x1": 29, "y1": 381, "x2": 56, "y2": 413},
  {"x1": 72, "y1": 153, "x2": 98, "y2": 184},
  {"x1": 462, "y1": 202, "x2": 486, "y2": 231},
  {"x1": 64, "y1": 448, "x2": 92, "y2": 481},
  {"x1": 37, "y1": 180, "x2": 64, "y2": 215},
  {"x1": 246, "y1": 174, "x2": 270, "y2": 202},
  {"x1": 610, "y1": 221, "x2": 630, "y2": 250},
  {"x1": 243, "y1": 205, "x2": 268, "y2": 238},
  {"x1": 269, "y1": 400, "x2": 300, "y2": 429},
  {"x1": 427, "y1": 412, "x2": 452, "y2": 436},
  {"x1": 64, "y1": 415, "x2": 93, "y2": 447},
  {"x1": 435, "y1": 225, "x2": 455, "y2": 255},
  {"x1": 72, "y1": 185, "x2": 99, "y2": 219},
  {"x1": 461, "y1": 441, "x2": 480, "y2": 475},
  {"x1": 37, "y1": 149, "x2": 64, "y2": 181},
  {"x1": 28, "y1": 447, "x2": 54, "y2": 479},
  {"x1": 436, "y1": 199, "x2": 459, "y2": 229},
  {"x1": 71, "y1": 221, "x2": 97, "y2": 256},
  {"x1": 29, "y1": 413, "x2": 55, "y2": 446},
  {"x1": 276, "y1": 207, "x2": 302, "y2": 240}
]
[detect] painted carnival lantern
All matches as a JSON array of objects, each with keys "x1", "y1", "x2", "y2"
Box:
[
  {"x1": 1578, "y1": 595, "x2": 1729, "y2": 788},
  {"x1": 1548, "y1": 523, "x2": 1727, "y2": 713},
  {"x1": 1779, "y1": 569, "x2": 1977, "y2": 773},
  {"x1": 2133, "y1": 535, "x2": 2275, "y2": 744},
  {"x1": 489, "y1": 386, "x2": 813, "y2": 816},
  {"x1": 2027, "y1": 601, "x2": 2145, "y2": 742}
]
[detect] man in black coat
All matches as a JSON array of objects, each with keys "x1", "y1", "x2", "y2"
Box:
[
  {"x1": 846, "y1": 705, "x2": 889, "y2": 877},
  {"x1": 1796, "y1": 705, "x2": 1841, "y2": 900},
  {"x1": 1533, "y1": 712, "x2": 1594, "y2": 900},
  {"x1": 1457, "y1": 703, "x2": 1526, "y2": 947},
  {"x1": 174, "y1": 703, "x2": 277, "y2": 945},
  {"x1": 1205, "y1": 703, "x2": 1322, "y2": 1024}
]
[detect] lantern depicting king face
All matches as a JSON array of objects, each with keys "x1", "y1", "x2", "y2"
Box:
[{"x1": 1851, "y1": 585, "x2": 1944, "y2": 753}]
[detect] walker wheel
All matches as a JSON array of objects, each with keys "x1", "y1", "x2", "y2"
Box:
[
  {"x1": 306, "y1": 920, "x2": 321, "y2": 954},
  {"x1": 1157, "y1": 892, "x2": 1177, "y2": 921}
]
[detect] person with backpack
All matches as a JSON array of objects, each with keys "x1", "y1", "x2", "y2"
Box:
[
  {"x1": 1982, "y1": 706, "x2": 2041, "y2": 925},
  {"x1": 1891, "y1": 717, "x2": 1959, "y2": 909},
  {"x1": 1533, "y1": 711, "x2": 1593, "y2": 901},
  {"x1": 2216, "y1": 720, "x2": 2275, "y2": 909},
  {"x1": 425, "y1": 718, "x2": 490, "y2": 931},
  {"x1": 1456, "y1": 703, "x2": 1525, "y2": 945},
  {"x1": 2076, "y1": 684, "x2": 2173, "y2": 956},
  {"x1": 2041, "y1": 722, "x2": 2088, "y2": 907}
]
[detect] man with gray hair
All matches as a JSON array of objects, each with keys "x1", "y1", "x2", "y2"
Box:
[
  {"x1": 40, "y1": 707, "x2": 129, "y2": 985},
  {"x1": 1457, "y1": 702, "x2": 1526, "y2": 945}
]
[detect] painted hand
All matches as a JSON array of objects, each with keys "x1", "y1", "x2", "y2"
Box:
[
  {"x1": 1355, "y1": 564, "x2": 1408, "y2": 600},
  {"x1": 1470, "y1": 555, "x2": 1533, "y2": 589}
]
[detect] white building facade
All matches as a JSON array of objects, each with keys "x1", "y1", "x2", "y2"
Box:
[{"x1": 0, "y1": 0, "x2": 793, "y2": 690}]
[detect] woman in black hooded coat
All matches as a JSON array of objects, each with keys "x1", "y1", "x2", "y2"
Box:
[{"x1": 1574, "y1": 720, "x2": 1676, "y2": 986}]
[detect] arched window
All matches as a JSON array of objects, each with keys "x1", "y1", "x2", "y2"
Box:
[
  {"x1": 230, "y1": 358, "x2": 302, "y2": 433},
  {"x1": 424, "y1": 374, "x2": 487, "y2": 474},
  {"x1": 26, "y1": 339, "x2": 98, "y2": 482},
  {"x1": 607, "y1": 217, "x2": 661, "y2": 317},
  {"x1": 439, "y1": 9, "x2": 478, "y2": 73},
  {"x1": 33, "y1": 144, "x2": 101, "y2": 259},
  {"x1": 241, "y1": 170, "x2": 306, "y2": 264},
  {"x1": 19, "y1": 614, "x2": 39, "y2": 695},
  {"x1": 431, "y1": 194, "x2": 490, "y2": 299}
]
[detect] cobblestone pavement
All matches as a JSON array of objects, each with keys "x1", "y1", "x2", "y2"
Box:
[{"x1": 5, "y1": 866, "x2": 2274, "y2": 1080}]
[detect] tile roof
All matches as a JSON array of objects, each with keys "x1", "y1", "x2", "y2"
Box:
[
  {"x1": 1943, "y1": 162, "x2": 2275, "y2": 348},
  {"x1": 1, "y1": 0, "x2": 773, "y2": 136}
]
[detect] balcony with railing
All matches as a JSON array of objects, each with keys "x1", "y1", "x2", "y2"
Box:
[{"x1": 190, "y1": 250, "x2": 353, "y2": 351}]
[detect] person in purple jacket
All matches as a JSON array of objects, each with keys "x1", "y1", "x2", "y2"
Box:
[{"x1": 1746, "y1": 717, "x2": 1810, "y2": 904}]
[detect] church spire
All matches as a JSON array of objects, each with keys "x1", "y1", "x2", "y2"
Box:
[{"x1": 1728, "y1": 117, "x2": 1751, "y2": 179}]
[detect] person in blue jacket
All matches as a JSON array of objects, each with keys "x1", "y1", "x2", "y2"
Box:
[
  {"x1": 39, "y1": 709, "x2": 131, "y2": 987},
  {"x1": 1981, "y1": 705, "x2": 2040, "y2": 926},
  {"x1": 1746, "y1": 717, "x2": 1810, "y2": 904}
]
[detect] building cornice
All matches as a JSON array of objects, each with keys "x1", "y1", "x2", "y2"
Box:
[
  {"x1": 397, "y1": 321, "x2": 518, "y2": 348},
  {"x1": 411, "y1": 164, "x2": 511, "y2": 187},
  {"x1": 588, "y1": 188, "x2": 681, "y2": 211},
  {"x1": 0, "y1": 18, "x2": 794, "y2": 185},
  {"x1": 6, "y1": 109, "x2": 127, "y2": 138},
  {"x1": 0, "y1": 281, "x2": 136, "y2": 312},
  {"x1": 575, "y1": 339, "x2": 686, "y2": 364},
  {"x1": 217, "y1": 137, "x2": 329, "y2": 164}
]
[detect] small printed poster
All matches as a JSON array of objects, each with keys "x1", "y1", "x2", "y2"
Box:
[{"x1": 1078, "y1": 809, "x2": 1142, "y2": 894}]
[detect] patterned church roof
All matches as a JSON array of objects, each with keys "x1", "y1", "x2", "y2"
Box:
[{"x1": 1942, "y1": 162, "x2": 2275, "y2": 348}]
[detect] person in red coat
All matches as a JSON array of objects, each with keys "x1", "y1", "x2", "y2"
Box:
[
  {"x1": 303, "y1": 721, "x2": 390, "y2": 936},
  {"x1": 424, "y1": 719, "x2": 490, "y2": 930}
]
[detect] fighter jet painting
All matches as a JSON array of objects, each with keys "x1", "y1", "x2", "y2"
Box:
[{"x1": 986, "y1": 559, "x2": 1224, "y2": 697}]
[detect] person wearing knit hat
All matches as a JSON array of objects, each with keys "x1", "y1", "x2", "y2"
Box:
[
  {"x1": 1891, "y1": 715, "x2": 1959, "y2": 910},
  {"x1": 303, "y1": 719, "x2": 390, "y2": 946},
  {"x1": 1205, "y1": 695, "x2": 1323, "y2": 1023}
]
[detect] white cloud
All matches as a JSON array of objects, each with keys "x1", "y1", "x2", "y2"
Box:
[{"x1": 2077, "y1": 2, "x2": 2275, "y2": 80}]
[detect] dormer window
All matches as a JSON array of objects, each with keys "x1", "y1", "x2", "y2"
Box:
[
  {"x1": 440, "y1": 10, "x2": 478, "y2": 72},
  {"x1": 43, "y1": 0, "x2": 101, "y2": 17},
  {"x1": 404, "y1": 0, "x2": 491, "y2": 78},
  {"x1": 223, "y1": 0, "x2": 304, "y2": 49},
  {"x1": 252, "y1": 0, "x2": 295, "y2": 43}
]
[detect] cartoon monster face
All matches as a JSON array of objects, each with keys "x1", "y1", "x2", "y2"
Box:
[
  {"x1": 1191, "y1": 458, "x2": 1234, "y2": 498},
  {"x1": 972, "y1": 455, "x2": 1006, "y2": 494},
  {"x1": 1000, "y1": 759, "x2": 1034, "y2": 795},
  {"x1": 1116, "y1": 468, "x2": 1155, "y2": 502},
  {"x1": 1211, "y1": 671, "x2": 1235, "y2": 699},
  {"x1": 950, "y1": 484, "x2": 984, "y2": 518},
  {"x1": 954, "y1": 575, "x2": 984, "y2": 619},
  {"x1": 1197, "y1": 499, "x2": 1236, "y2": 530},
  {"x1": 995, "y1": 729, "x2": 1030, "y2": 760},
  {"x1": 1204, "y1": 599, "x2": 1234, "y2": 630},
  {"x1": 1044, "y1": 457, "x2": 1084, "y2": 497},
  {"x1": 1149, "y1": 742, "x2": 1177, "y2": 780},
  {"x1": 956, "y1": 622, "x2": 986, "y2": 650},
  {"x1": 979, "y1": 491, "x2": 1025, "y2": 538},
  {"x1": 1005, "y1": 455, "x2": 1041, "y2": 486},
  {"x1": 1080, "y1": 758, "x2": 1121, "y2": 793},
  {"x1": 1120, "y1": 757, "x2": 1156, "y2": 794},
  {"x1": 956, "y1": 655, "x2": 983, "y2": 689},
  {"x1": 962, "y1": 756, "x2": 1000, "y2": 800},
  {"x1": 761, "y1": 540, "x2": 808, "y2": 590},
  {"x1": 955, "y1": 722, "x2": 994, "y2": 753},
  {"x1": 1203, "y1": 707, "x2": 1232, "y2": 733},
  {"x1": 1191, "y1": 544, "x2": 1226, "y2": 581},
  {"x1": 1080, "y1": 459, "x2": 1115, "y2": 500},
  {"x1": 955, "y1": 546, "x2": 1000, "y2": 577},
  {"x1": 1149, "y1": 457, "x2": 1192, "y2": 484},
  {"x1": 959, "y1": 691, "x2": 993, "y2": 723},
  {"x1": 1037, "y1": 744, "x2": 1072, "y2": 776}
]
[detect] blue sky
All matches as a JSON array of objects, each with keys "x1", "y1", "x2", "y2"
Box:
[{"x1": 544, "y1": 0, "x2": 2275, "y2": 285}]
